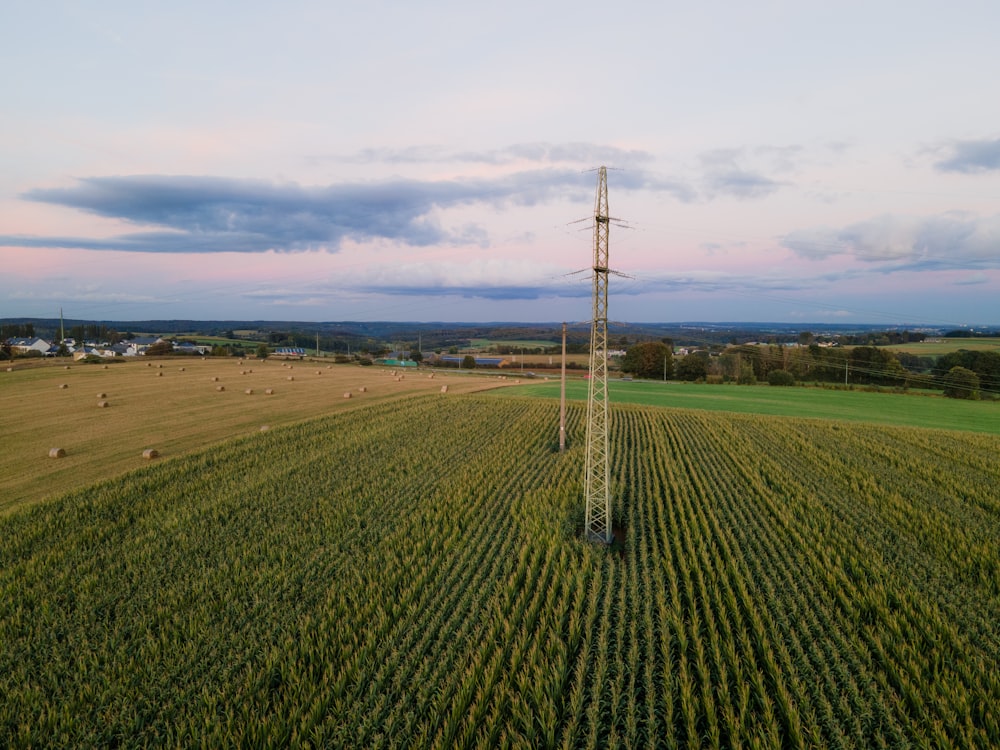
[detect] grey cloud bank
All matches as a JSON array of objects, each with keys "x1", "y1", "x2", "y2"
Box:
[
  {"x1": 782, "y1": 213, "x2": 1000, "y2": 268},
  {"x1": 4, "y1": 166, "x2": 697, "y2": 254},
  {"x1": 935, "y1": 137, "x2": 1000, "y2": 174}
]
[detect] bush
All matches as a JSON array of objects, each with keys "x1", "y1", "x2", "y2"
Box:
[
  {"x1": 768, "y1": 369, "x2": 796, "y2": 386},
  {"x1": 942, "y1": 366, "x2": 980, "y2": 400}
]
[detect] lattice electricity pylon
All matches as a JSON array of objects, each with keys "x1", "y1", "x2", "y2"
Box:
[{"x1": 584, "y1": 166, "x2": 612, "y2": 544}]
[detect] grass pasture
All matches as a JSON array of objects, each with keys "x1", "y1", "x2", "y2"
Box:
[
  {"x1": 1, "y1": 396, "x2": 997, "y2": 747},
  {"x1": 467, "y1": 337, "x2": 561, "y2": 351},
  {"x1": 0, "y1": 357, "x2": 503, "y2": 513},
  {"x1": 502, "y1": 378, "x2": 1000, "y2": 434},
  {"x1": 884, "y1": 337, "x2": 1000, "y2": 356}
]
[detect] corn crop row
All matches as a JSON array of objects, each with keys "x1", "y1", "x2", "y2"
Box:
[{"x1": 0, "y1": 395, "x2": 997, "y2": 747}]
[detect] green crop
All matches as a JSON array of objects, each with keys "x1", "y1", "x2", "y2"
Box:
[{"x1": 0, "y1": 395, "x2": 997, "y2": 747}]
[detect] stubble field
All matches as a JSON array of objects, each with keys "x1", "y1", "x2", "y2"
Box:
[{"x1": 0, "y1": 357, "x2": 506, "y2": 513}]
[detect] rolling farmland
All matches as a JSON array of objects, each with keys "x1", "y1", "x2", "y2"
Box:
[{"x1": 1, "y1": 394, "x2": 998, "y2": 747}]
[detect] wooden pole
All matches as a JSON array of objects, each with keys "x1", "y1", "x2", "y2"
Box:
[{"x1": 560, "y1": 322, "x2": 567, "y2": 452}]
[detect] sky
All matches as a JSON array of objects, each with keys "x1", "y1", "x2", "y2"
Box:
[{"x1": 2, "y1": 1, "x2": 999, "y2": 327}]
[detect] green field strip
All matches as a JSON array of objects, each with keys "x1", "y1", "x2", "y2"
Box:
[{"x1": 500, "y1": 378, "x2": 1000, "y2": 435}]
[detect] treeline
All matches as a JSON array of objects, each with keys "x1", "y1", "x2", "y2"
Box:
[
  {"x1": 66, "y1": 324, "x2": 126, "y2": 343},
  {"x1": 936, "y1": 350, "x2": 1000, "y2": 392},
  {"x1": 836, "y1": 329, "x2": 928, "y2": 346},
  {"x1": 0, "y1": 323, "x2": 36, "y2": 338},
  {"x1": 623, "y1": 341, "x2": 1000, "y2": 399}
]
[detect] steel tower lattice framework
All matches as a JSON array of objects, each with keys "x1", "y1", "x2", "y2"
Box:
[{"x1": 584, "y1": 166, "x2": 612, "y2": 544}]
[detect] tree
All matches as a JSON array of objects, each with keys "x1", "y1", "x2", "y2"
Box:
[
  {"x1": 848, "y1": 346, "x2": 906, "y2": 385},
  {"x1": 145, "y1": 340, "x2": 174, "y2": 356},
  {"x1": 942, "y1": 366, "x2": 980, "y2": 400},
  {"x1": 768, "y1": 369, "x2": 796, "y2": 386},
  {"x1": 676, "y1": 352, "x2": 708, "y2": 381},
  {"x1": 408, "y1": 350, "x2": 424, "y2": 363},
  {"x1": 621, "y1": 341, "x2": 673, "y2": 379},
  {"x1": 256, "y1": 344, "x2": 270, "y2": 359},
  {"x1": 937, "y1": 350, "x2": 1000, "y2": 392},
  {"x1": 462, "y1": 355, "x2": 476, "y2": 369},
  {"x1": 737, "y1": 361, "x2": 757, "y2": 385}
]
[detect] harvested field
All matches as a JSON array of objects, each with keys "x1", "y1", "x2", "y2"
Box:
[{"x1": 0, "y1": 358, "x2": 506, "y2": 512}]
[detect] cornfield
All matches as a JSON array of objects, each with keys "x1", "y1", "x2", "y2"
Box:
[{"x1": 1, "y1": 395, "x2": 997, "y2": 748}]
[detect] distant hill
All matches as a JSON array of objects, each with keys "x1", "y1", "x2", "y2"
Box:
[{"x1": 3, "y1": 317, "x2": 996, "y2": 350}]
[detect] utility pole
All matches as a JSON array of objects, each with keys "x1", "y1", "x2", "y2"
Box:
[
  {"x1": 583, "y1": 167, "x2": 613, "y2": 544},
  {"x1": 560, "y1": 322, "x2": 567, "y2": 453}
]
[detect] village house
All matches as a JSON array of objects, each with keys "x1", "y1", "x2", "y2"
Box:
[{"x1": 7, "y1": 337, "x2": 52, "y2": 356}]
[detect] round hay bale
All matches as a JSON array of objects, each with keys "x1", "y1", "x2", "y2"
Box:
[
  {"x1": 245, "y1": 388, "x2": 254, "y2": 395},
  {"x1": 359, "y1": 386, "x2": 367, "y2": 393},
  {"x1": 260, "y1": 425, "x2": 271, "y2": 432},
  {"x1": 146, "y1": 362, "x2": 152, "y2": 367},
  {"x1": 344, "y1": 391, "x2": 352, "y2": 398},
  {"x1": 58, "y1": 383, "x2": 68, "y2": 389},
  {"x1": 64, "y1": 365, "x2": 71, "y2": 370},
  {"x1": 316, "y1": 370, "x2": 321, "y2": 375},
  {"x1": 216, "y1": 385, "x2": 226, "y2": 391},
  {"x1": 97, "y1": 400, "x2": 109, "y2": 408},
  {"x1": 157, "y1": 364, "x2": 162, "y2": 368},
  {"x1": 287, "y1": 375, "x2": 294, "y2": 381},
  {"x1": 49, "y1": 447, "x2": 66, "y2": 459},
  {"x1": 241, "y1": 370, "x2": 247, "y2": 375},
  {"x1": 103, "y1": 364, "x2": 109, "y2": 369},
  {"x1": 157, "y1": 372, "x2": 163, "y2": 377},
  {"x1": 142, "y1": 448, "x2": 159, "y2": 460},
  {"x1": 440, "y1": 384, "x2": 448, "y2": 393},
  {"x1": 428, "y1": 373, "x2": 435, "y2": 379},
  {"x1": 211, "y1": 376, "x2": 219, "y2": 382},
  {"x1": 239, "y1": 359, "x2": 244, "y2": 364},
  {"x1": 326, "y1": 365, "x2": 332, "y2": 369},
  {"x1": 264, "y1": 388, "x2": 274, "y2": 395},
  {"x1": 179, "y1": 367, "x2": 185, "y2": 372},
  {"x1": 5, "y1": 367, "x2": 12, "y2": 372}
]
